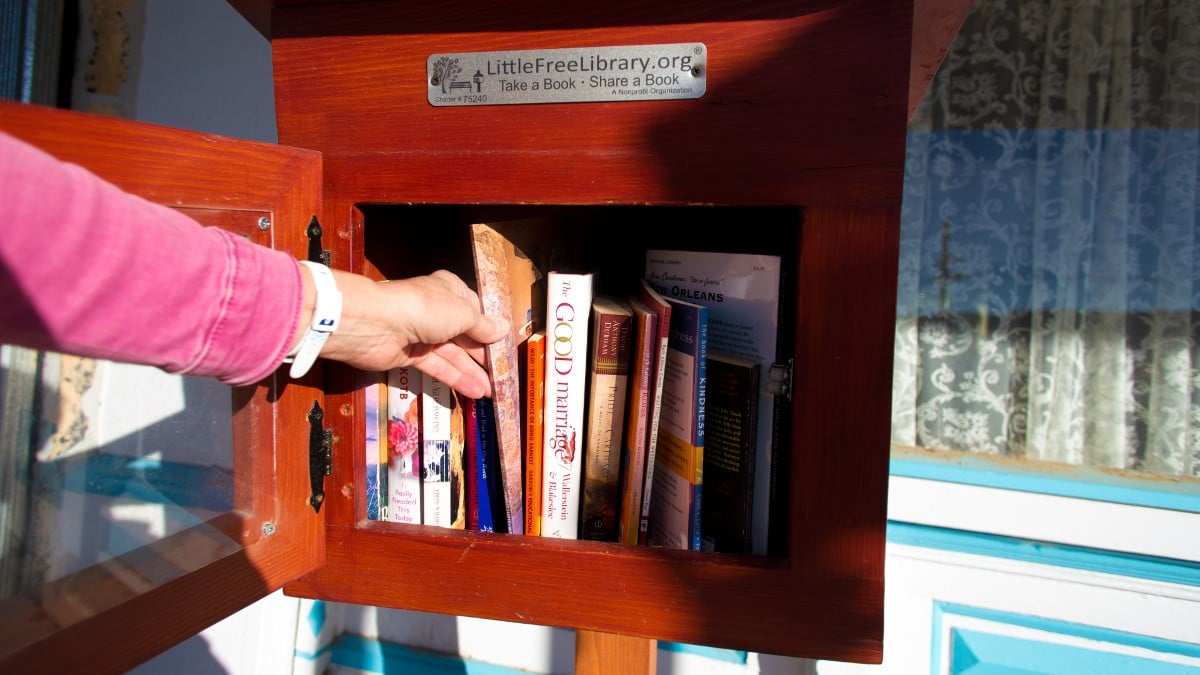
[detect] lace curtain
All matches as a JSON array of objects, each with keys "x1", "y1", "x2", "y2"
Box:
[{"x1": 892, "y1": 0, "x2": 1200, "y2": 476}]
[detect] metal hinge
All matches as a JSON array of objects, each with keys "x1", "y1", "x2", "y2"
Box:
[
  {"x1": 768, "y1": 358, "x2": 794, "y2": 401},
  {"x1": 305, "y1": 216, "x2": 331, "y2": 266},
  {"x1": 307, "y1": 399, "x2": 332, "y2": 513}
]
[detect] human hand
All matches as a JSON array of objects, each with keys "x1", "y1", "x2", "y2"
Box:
[{"x1": 298, "y1": 267, "x2": 508, "y2": 399}]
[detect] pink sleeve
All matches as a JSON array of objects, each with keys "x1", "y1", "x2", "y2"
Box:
[{"x1": 0, "y1": 130, "x2": 303, "y2": 386}]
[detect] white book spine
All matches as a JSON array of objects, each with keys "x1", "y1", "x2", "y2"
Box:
[
  {"x1": 540, "y1": 272, "x2": 594, "y2": 539},
  {"x1": 386, "y1": 366, "x2": 422, "y2": 524},
  {"x1": 421, "y1": 372, "x2": 453, "y2": 528}
]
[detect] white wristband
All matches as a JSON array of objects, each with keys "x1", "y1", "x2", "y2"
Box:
[{"x1": 286, "y1": 260, "x2": 343, "y2": 378}]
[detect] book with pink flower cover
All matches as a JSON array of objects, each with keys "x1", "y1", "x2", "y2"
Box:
[{"x1": 385, "y1": 366, "x2": 422, "y2": 524}]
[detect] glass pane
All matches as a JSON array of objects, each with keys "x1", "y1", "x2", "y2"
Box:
[
  {"x1": 891, "y1": 1, "x2": 1200, "y2": 483},
  {"x1": 0, "y1": 354, "x2": 239, "y2": 601}
]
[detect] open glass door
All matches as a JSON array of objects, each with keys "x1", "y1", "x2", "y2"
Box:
[{"x1": 0, "y1": 101, "x2": 324, "y2": 672}]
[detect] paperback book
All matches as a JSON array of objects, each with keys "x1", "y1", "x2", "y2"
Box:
[
  {"x1": 617, "y1": 298, "x2": 657, "y2": 545},
  {"x1": 385, "y1": 366, "x2": 422, "y2": 524},
  {"x1": 635, "y1": 279, "x2": 672, "y2": 545},
  {"x1": 524, "y1": 330, "x2": 546, "y2": 536},
  {"x1": 540, "y1": 271, "x2": 593, "y2": 539},
  {"x1": 701, "y1": 351, "x2": 760, "y2": 553},
  {"x1": 467, "y1": 397, "x2": 505, "y2": 532},
  {"x1": 645, "y1": 250, "x2": 783, "y2": 555},
  {"x1": 421, "y1": 372, "x2": 454, "y2": 528},
  {"x1": 580, "y1": 296, "x2": 633, "y2": 542},
  {"x1": 647, "y1": 296, "x2": 708, "y2": 551},
  {"x1": 470, "y1": 222, "x2": 543, "y2": 535},
  {"x1": 364, "y1": 373, "x2": 385, "y2": 521}
]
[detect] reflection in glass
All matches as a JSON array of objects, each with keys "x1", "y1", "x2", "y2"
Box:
[
  {"x1": 892, "y1": 1, "x2": 1199, "y2": 479},
  {"x1": 0, "y1": 356, "x2": 236, "y2": 601}
]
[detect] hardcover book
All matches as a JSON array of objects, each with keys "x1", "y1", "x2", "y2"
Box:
[
  {"x1": 540, "y1": 271, "x2": 593, "y2": 539},
  {"x1": 617, "y1": 298, "x2": 658, "y2": 545},
  {"x1": 524, "y1": 330, "x2": 546, "y2": 536},
  {"x1": 421, "y1": 372, "x2": 454, "y2": 528},
  {"x1": 647, "y1": 296, "x2": 708, "y2": 551},
  {"x1": 701, "y1": 351, "x2": 760, "y2": 553},
  {"x1": 635, "y1": 279, "x2": 672, "y2": 545},
  {"x1": 385, "y1": 366, "x2": 422, "y2": 524},
  {"x1": 470, "y1": 222, "x2": 542, "y2": 535},
  {"x1": 645, "y1": 250, "x2": 783, "y2": 555},
  {"x1": 580, "y1": 296, "x2": 633, "y2": 542}
]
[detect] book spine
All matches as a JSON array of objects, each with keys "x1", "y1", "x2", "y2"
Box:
[
  {"x1": 540, "y1": 272, "x2": 593, "y2": 539},
  {"x1": 524, "y1": 331, "x2": 545, "y2": 536},
  {"x1": 581, "y1": 301, "x2": 632, "y2": 542},
  {"x1": 475, "y1": 397, "x2": 500, "y2": 532},
  {"x1": 470, "y1": 223, "x2": 531, "y2": 535},
  {"x1": 365, "y1": 374, "x2": 384, "y2": 521},
  {"x1": 385, "y1": 366, "x2": 422, "y2": 524},
  {"x1": 463, "y1": 397, "x2": 480, "y2": 530},
  {"x1": 421, "y1": 372, "x2": 453, "y2": 528},
  {"x1": 701, "y1": 355, "x2": 759, "y2": 553},
  {"x1": 618, "y1": 302, "x2": 655, "y2": 545},
  {"x1": 637, "y1": 281, "x2": 672, "y2": 545},
  {"x1": 647, "y1": 301, "x2": 707, "y2": 550}
]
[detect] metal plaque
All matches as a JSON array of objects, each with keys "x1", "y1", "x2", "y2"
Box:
[{"x1": 427, "y1": 43, "x2": 706, "y2": 107}]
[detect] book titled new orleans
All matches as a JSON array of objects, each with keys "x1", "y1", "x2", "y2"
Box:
[
  {"x1": 647, "y1": 296, "x2": 708, "y2": 551},
  {"x1": 421, "y1": 372, "x2": 455, "y2": 528},
  {"x1": 364, "y1": 373, "x2": 385, "y2": 520},
  {"x1": 617, "y1": 298, "x2": 657, "y2": 545},
  {"x1": 470, "y1": 222, "x2": 542, "y2": 535},
  {"x1": 540, "y1": 271, "x2": 593, "y2": 539},
  {"x1": 701, "y1": 351, "x2": 760, "y2": 553},
  {"x1": 645, "y1": 249, "x2": 782, "y2": 555},
  {"x1": 580, "y1": 296, "x2": 633, "y2": 542},
  {"x1": 635, "y1": 279, "x2": 672, "y2": 545},
  {"x1": 385, "y1": 366, "x2": 422, "y2": 524},
  {"x1": 524, "y1": 330, "x2": 546, "y2": 536}
]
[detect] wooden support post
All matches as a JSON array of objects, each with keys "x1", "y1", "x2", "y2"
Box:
[{"x1": 574, "y1": 630, "x2": 656, "y2": 675}]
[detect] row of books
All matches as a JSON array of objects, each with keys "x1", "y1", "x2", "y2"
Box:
[{"x1": 365, "y1": 224, "x2": 789, "y2": 554}]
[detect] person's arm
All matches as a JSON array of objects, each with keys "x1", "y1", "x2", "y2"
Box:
[{"x1": 0, "y1": 130, "x2": 505, "y2": 396}]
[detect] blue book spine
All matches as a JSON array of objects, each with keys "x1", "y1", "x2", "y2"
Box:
[{"x1": 476, "y1": 398, "x2": 497, "y2": 532}]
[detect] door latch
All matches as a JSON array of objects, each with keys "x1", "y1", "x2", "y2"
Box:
[
  {"x1": 307, "y1": 399, "x2": 332, "y2": 513},
  {"x1": 305, "y1": 215, "x2": 331, "y2": 266}
]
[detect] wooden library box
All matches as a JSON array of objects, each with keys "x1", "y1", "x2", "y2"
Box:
[{"x1": 0, "y1": 0, "x2": 972, "y2": 671}]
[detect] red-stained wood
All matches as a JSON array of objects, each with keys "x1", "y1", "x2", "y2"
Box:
[
  {"x1": 0, "y1": 101, "x2": 325, "y2": 673},
  {"x1": 259, "y1": 0, "x2": 903, "y2": 663},
  {"x1": 909, "y1": 0, "x2": 974, "y2": 117}
]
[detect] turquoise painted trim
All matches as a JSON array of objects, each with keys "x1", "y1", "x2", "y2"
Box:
[
  {"x1": 887, "y1": 521, "x2": 1200, "y2": 587},
  {"x1": 307, "y1": 633, "x2": 748, "y2": 674},
  {"x1": 659, "y1": 640, "x2": 748, "y2": 664},
  {"x1": 890, "y1": 456, "x2": 1200, "y2": 514},
  {"x1": 322, "y1": 634, "x2": 535, "y2": 675},
  {"x1": 931, "y1": 601, "x2": 1200, "y2": 675}
]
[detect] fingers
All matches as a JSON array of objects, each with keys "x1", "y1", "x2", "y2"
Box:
[{"x1": 414, "y1": 341, "x2": 493, "y2": 400}]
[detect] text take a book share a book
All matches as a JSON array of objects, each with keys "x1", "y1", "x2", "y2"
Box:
[
  {"x1": 646, "y1": 250, "x2": 784, "y2": 555},
  {"x1": 647, "y1": 296, "x2": 708, "y2": 551}
]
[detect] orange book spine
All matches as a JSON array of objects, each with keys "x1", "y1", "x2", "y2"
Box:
[{"x1": 524, "y1": 331, "x2": 546, "y2": 536}]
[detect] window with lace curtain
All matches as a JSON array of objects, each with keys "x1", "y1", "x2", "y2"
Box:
[{"x1": 892, "y1": 1, "x2": 1199, "y2": 488}]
